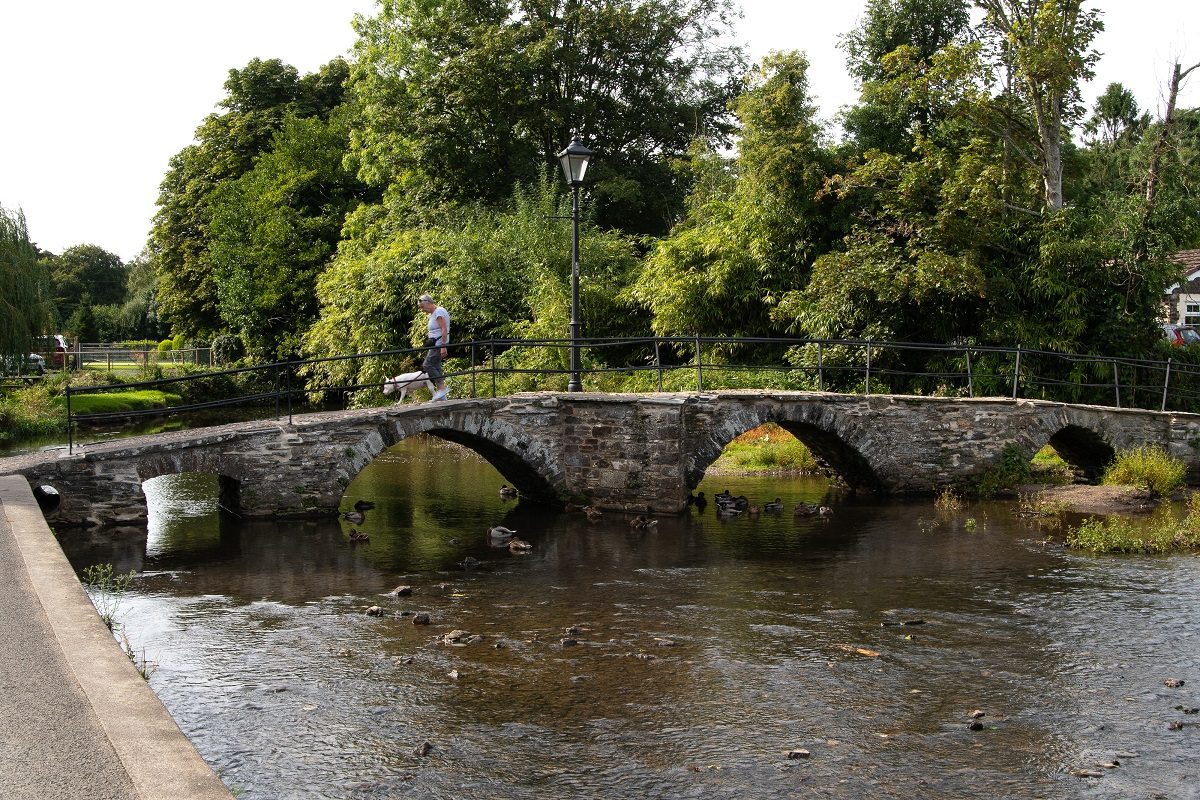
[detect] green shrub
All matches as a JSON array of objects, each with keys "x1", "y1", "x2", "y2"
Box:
[
  {"x1": 1066, "y1": 507, "x2": 1200, "y2": 554},
  {"x1": 0, "y1": 384, "x2": 65, "y2": 442},
  {"x1": 1102, "y1": 445, "x2": 1186, "y2": 497},
  {"x1": 972, "y1": 444, "x2": 1031, "y2": 496},
  {"x1": 172, "y1": 333, "x2": 186, "y2": 351},
  {"x1": 157, "y1": 338, "x2": 174, "y2": 353},
  {"x1": 211, "y1": 334, "x2": 244, "y2": 366}
]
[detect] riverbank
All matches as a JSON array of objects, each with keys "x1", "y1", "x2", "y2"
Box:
[
  {"x1": 1027, "y1": 483, "x2": 1161, "y2": 515},
  {"x1": 0, "y1": 476, "x2": 233, "y2": 799}
]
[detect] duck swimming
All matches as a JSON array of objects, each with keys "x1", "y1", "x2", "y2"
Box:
[
  {"x1": 764, "y1": 498, "x2": 784, "y2": 513},
  {"x1": 348, "y1": 528, "x2": 370, "y2": 543},
  {"x1": 499, "y1": 485, "x2": 518, "y2": 498},
  {"x1": 487, "y1": 525, "x2": 517, "y2": 542}
]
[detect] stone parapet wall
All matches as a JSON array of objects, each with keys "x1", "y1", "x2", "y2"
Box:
[{"x1": 3, "y1": 392, "x2": 1199, "y2": 528}]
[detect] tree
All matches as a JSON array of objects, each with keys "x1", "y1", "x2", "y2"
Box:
[
  {"x1": 301, "y1": 176, "x2": 641, "y2": 391},
  {"x1": 626, "y1": 52, "x2": 837, "y2": 340},
  {"x1": 152, "y1": 58, "x2": 352, "y2": 340},
  {"x1": 349, "y1": 0, "x2": 746, "y2": 234},
  {"x1": 1, "y1": 204, "x2": 53, "y2": 363},
  {"x1": 977, "y1": 0, "x2": 1103, "y2": 210},
  {"x1": 206, "y1": 109, "x2": 365, "y2": 359},
  {"x1": 1085, "y1": 82, "x2": 1145, "y2": 145},
  {"x1": 44, "y1": 244, "x2": 127, "y2": 325},
  {"x1": 840, "y1": 0, "x2": 972, "y2": 152}
]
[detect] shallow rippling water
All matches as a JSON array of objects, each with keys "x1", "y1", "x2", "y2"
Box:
[{"x1": 61, "y1": 436, "x2": 1200, "y2": 799}]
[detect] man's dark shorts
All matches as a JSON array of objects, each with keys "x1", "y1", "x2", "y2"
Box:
[{"x1": 422, "y1": 337, "x2": 444, "y2": 381}]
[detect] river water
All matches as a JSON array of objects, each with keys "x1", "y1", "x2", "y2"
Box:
[{"x1": 59, "y1": 435, "x2": 1200, "y2": 799}]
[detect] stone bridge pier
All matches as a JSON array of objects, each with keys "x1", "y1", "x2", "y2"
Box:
[{"x1": 4, "y1": 391, "x2": 1200, "y2": 528}]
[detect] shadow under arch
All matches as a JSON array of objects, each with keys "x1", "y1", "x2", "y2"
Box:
[
  {"x1": 1045, "y1": 424, "x2": 1116, "y2": 483},
  {"x1": 424, "y1": 426, "x2": 561, "y2": 504},
  {"x1": 775, "y1": 420, "x2": 884, "y2": 493}
]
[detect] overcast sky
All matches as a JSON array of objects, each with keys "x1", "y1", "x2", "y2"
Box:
[{"x1": 1, "y1": 1, "x2": 1197, "y2": 262}]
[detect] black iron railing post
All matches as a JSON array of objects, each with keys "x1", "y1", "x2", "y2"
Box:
[
  {"x1": 817, "y1": 341, "x2": 824, "y2": 392},
  {"x1": 491, "y1": 340, "x2": 497, "y2": 398},
  {"x1": 865, "y1": 339, "x2": 872, "y2": 395},
  {"x1": 66, "y1": 383, "x2": 73, "y2": 454},
  {"x1": 695, "y1": 334, "x2": 703, "y2": 393},
  {"x1": 470, "y1": 343, "x2": 477, "y2": 399},
  {"x1": 1162, "y1": 357, "x2": 1172, "y2": 412},
  {"x1": 966, "y1": 348, "x2": 974, "y2": 398},
  {"x1": 1012, "y1": 345, "x2": 1022, "y2": 399},
  {"x1": 1113, "y1": 360, "x2": 1121, "y2": 408},
  {"x1": 287, "y1": 360, "x2": 294, "y2": 424},
  {"x1": 655, "y1": 339, "x2": 663, "y2": 392}
]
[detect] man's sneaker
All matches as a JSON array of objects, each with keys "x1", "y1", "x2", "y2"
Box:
[{"x1": 431, "y1": 388, "x2": 449, "y2": 401}]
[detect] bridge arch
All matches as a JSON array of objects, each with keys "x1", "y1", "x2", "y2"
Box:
[
  {"x1": 1044, "y1": 424, "x2": 1117, "y2": 483},
  {"x1": 350, "y1": 411, "x2": 567, "y2": 505},
  {"x1": 687, "y1": 400, "x2": 883, "y2": 493}
]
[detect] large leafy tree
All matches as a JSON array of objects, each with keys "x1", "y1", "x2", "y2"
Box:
[
  {"x1": 839, "y1": 0, "x2": 972, "y2": 153},
  {"x1": 1, "y1": 204, "x2": 53, "y2": 363},
  {"x1": 207, "y1": 109, "x2": 366, "y2": 360},
  {"x1": 302, "y1": 176, "x2": 641, "y2": 389},
  {"x1": 43, "y1": 244, "x2": 127, "y2": 325},
  {"x1": 627, "y1": 51, "x2": 835, "y2": 338},
  {"x1": 978, "y1": 0, "x2": 1103, "y2": 210},
  {"x1": 349, "y1": 0, "x2": 745, "y2": 235},
  {"x1": 152, "y1": 58, "x2": 352, "y2": 340}
]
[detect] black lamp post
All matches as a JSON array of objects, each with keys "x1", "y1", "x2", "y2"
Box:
[{"x1": 556, "y1": 137, "x2": 593, "y2": 392}]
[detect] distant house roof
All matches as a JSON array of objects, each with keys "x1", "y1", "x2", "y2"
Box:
[{"x1": 1165, "y1": 249, "x2": 1200, "y2": 293}]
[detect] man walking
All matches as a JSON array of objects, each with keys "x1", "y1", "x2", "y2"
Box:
[{"x1": 418, "y1": 293, "x2": 451, "y2": 401}]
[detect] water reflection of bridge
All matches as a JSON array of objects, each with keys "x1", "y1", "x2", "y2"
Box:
[{"x1": 4, "y1": 391, "x2": 1199, "y2": 528}]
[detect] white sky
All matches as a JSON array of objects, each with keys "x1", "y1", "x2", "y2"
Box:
[{"x1": 1, "y1": 1, "x2": 1196, "y2": 262}]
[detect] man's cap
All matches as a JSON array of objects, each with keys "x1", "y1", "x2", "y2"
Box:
[{"x1": 418, "y1": 294, "x2": 434, "y2": 303}]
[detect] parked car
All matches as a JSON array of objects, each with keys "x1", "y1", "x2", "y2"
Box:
[
  {"x1": 1163, "y1": 324, "x2": 1200, "y2": 346},
  {"x1": 1, "y1": 352, "x2": 45, "y2": 376},
  {"x1": 39, "y1": 333, "x2": 72, "y2": 367}
]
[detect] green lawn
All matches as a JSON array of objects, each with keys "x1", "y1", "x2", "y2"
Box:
[{"x1": 54, "y1": 389, "x2": 183, "y2": 415}]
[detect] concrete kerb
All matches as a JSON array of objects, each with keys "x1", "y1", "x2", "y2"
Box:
[{"x1": 0, "y1": 475, "x2": 233, "y2": 800}]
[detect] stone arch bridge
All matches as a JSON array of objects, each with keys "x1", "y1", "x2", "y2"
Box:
[{"x1": 4, "y1": 391, "x2": 1200, "y2": 528}]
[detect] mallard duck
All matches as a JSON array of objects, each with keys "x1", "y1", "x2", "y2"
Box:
[
  {"x1": 353, "y1": 499, "x2": 376, "y2": 511},
  {"x1": 629, "y1": 515, "x2": 647, "y2": 528},
  {"x1": 818, "y1": 506, "x2": 834, "y2": 517},
  {"x1": 487, "y1": 525, "x2": 517, "y2": 542},
  {"x1": 794, "y1": 503, "x2": 819, "y2": 517},
  {"x1": 764, "y1": 498, "x2": 784, "y2": 513},
  {"x1": 342, "y1": 510, "x2": 366, "y2": 524},
  {"x1": 687, "y1": 491, "x2": 707, "y2": 510},
  {"x1": 584, "y1": 506, "x2": 603, "y2": 521},
  {"x1": 508, "y1": 537, "x2": 532, "y2": 552},
  {"x1": 349, "y1": 528, "x2": 370, "y2": 543},
  {"x1": 499, "y1": 485, "x2": 518, "y2": 498},
  {"x1": 564, "y1": 501, "x2": 586, "y2": 512}
]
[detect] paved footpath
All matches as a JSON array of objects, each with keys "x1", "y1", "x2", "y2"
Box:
[{"x1": 0, "y1": 475, "x2": 232, "y2": 800}]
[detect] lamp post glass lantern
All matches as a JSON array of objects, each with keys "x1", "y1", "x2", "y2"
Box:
[{"x1": 557, "y1": 138, "x2": 593, "y2": 392}]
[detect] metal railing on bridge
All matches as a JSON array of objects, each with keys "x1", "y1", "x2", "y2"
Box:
[{"x1": 61, "y1": 336, "x2": 1200, "y2": 452}]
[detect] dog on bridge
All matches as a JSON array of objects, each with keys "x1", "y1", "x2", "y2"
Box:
[{"x1": 382, "y1": 370, "x2": 436, "y2": 403}]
